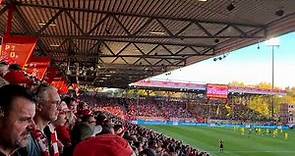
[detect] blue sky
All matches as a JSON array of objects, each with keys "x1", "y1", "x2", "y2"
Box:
[{"x1": 151, "y1": 32, "x2": 295, "y2": 88}]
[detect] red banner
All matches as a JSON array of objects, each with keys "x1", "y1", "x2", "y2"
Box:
[
  {"x1": 60, "y1": 82, "x2": 69, "y2": 94},
  {"x1": 0, "y1": 35, "x2": 37, "y2": 67},
  {"x1": 132, "y1": 80, "x2": 205, "y2": 90},
  {"x1": 44, "y1": 67, "x2": 60, "y2": 83},
  {"x1": 207, "y1": 84, "x2": 229, "y2": 99},
  {"x1": 51, "y1": 80, "x2": 68, "y2": 94},
  {"x1": 51, "y1": 80, "x2": 62, "y2": 89},
  {"x1": 25, "y1": 57, "x2": 51, "y2": 80}
]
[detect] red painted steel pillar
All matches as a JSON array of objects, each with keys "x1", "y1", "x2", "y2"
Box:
[{"x1": 6, "y1": 4, "x2": 16, "y2": 37}]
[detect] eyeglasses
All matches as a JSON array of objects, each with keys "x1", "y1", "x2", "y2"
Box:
[{"x1": 38, "y1": 99, "x2": 62, "y2": 107}]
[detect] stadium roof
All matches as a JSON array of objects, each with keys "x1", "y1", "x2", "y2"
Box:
[
  {"x1": 1, "y1": 0, "x2": 295, "y2": 88},
  {"x1": 130, "y1": 80, "x2": 287, "y2": 96}
]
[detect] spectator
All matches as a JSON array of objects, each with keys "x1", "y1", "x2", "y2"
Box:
[
  {"x1": 66, "y1": 118, "x2": 94, "y2": 156},
  {"x1": 139, "y1": 148, "x2": 156, "y2": 156},
  {"x1": 4, "y1": 64, "x2": 30, "y2": 86},
  {"x1": 0, "y1": 61, "x2": 9, "y2": 77},
  {"x1": 73, "y1": 134, "x2": 134, "y2": 156},
  {"x1": 63, "y1": 97, "x2": 78, "y2": 129},
  {"x1": 93, "y1": 113, "x2": 107, "y2": 135},
  {"x1": 8, "y1": 64, "x2": 22, "y2": 72},
  {"x1": 0, "y1": 62, "x2": 9, "y2": 87},
  {"x1": 114, "y1": 124, "x2": 125, "y2": 137},
  {"x1": 28, "y1": 85, "x2": 62, "y2": 156},
  {"x1": 54, "y1": 112, "x2": 71, "y2": 147},
  {"x1": 0, "y1": 74, "x2": 9, "y2": 87},
  {"x1": 0, "y1": 85, "x2": 36, "y2": 156},
  {"x1": 87, "y1": 115, "x2": 96, "y2": 130},
  {"x1": 95, "y1": 113, "x2": 115, "y2": 136},
  {"x1": 63, "y1": 97, "x2": 78, "y2": 113},
  {"x1": 53, "y1": 102, "x2": 72, "y2": 147},
  {"x1": 71, "y1": 122, "x2": 93, "y2": 146}
]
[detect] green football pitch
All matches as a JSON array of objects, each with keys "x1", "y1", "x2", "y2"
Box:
[{"x1": 146, "y1": 126, "x2": 295, "y2": 156}]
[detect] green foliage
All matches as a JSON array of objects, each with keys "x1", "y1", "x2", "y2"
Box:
[
  {"x1": 249, "y1": 96, "x2": 271, "y2": 117},
  {"x1": 255, "y1": 82, "x2": 272, "y2": 90},
  {"x1": 228, "y1": 81, "x2": 245, "y2": 87},
  {"x1": 279, "y1": 87, "x2": 295, "y2": 104},
  {"x1": 229, "y1": 81, "x2": 295, "y2": 118}
]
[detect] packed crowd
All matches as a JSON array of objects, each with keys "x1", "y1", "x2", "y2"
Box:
[
  {"x1": 80, "y1": 94, "x2": 265, "y2": 123},
  {"x1": 127, "y1": 99, "x2": 194, "y2": 122},
  {"x1": 80, "y1": 96, "x2": 127, "y2": 119},
  {"x1": 0, "y1": 62, "x2": 210, "y2": 156},
  {"x1": 158, "y1": 101, "x2": 193, "y2": 119},
  {"x1": 128, "y1": 99, "x2": 163, "y2": 119},
  {"x1": 80, "y1": 96, "x2": 197, "y2": 122},
  {"x1": 190, "y1": 103, "x2": 266, "y2": 122}
]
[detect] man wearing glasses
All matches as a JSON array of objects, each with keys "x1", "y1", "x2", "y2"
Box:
[{"x1": 27, "y1": 85, "x2": 62, "y2": 156}]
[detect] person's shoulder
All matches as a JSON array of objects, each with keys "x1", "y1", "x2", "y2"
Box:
[
  {"x1": 26, "y1": 134, "x2": 42, "y2": 156},
  {"x1": 15, "y1": 148, "x2": 28, "y2": 156}
]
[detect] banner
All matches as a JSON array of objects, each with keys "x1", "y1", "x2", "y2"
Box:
[
  {"x1": 134, "y1": 120, "x2": 289, "y2": 129},
  {"x1": 25, "y1": 57, "x2": 50, "y2": 80},
  {"x1": 60, "y1": 82, "x2": 69, "y2": 94},
  {"x1": 207, "y1": 84, "x2": 229, "y2": 99},
  {"x1": 131, "y1": 80, "x2": 206, "y2": 90},
  {"x1": 51, "y1": 81, "x2": 60, "y2": 89},
  {"x1": 0, "y1": 35, "x2": 37, "y2": 67},
  {"x1": 44, "y1": 67, "x2": 60, "y2": 83},
  {"x1": 131, "y1": 80, "x2": 286, "y2": 96},
  {"x1": 51, "y1": 80, "x2": 68, "y2": 94}
]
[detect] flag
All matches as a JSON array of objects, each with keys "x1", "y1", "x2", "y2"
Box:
[
  {"x1": 0, "y1": 35, "x2": 37, "y2": 67},
  {"x1": 25, "y1": 57, "x2": 51, "y2": 80}
]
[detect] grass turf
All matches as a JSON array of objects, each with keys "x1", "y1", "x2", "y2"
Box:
[{"x1": 146, "y1": 126, "x2": 295, "y2": 156}]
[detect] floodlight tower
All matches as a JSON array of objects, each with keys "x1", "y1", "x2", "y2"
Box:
[{"x1": 266, "y1": 37, "x2": 280, "y2": 118}]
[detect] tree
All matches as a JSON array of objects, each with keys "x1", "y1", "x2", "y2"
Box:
[
  {"x1": 255, "y1": 82, "x2": 272, "y2": 90},
  {"x1": 228, "y1": 81, "x2": 245, "y2": 87},
  {"x1": 248, "y1": 96, "x2": 271, "y2": 117},
  {"x1": 229, "y1": 81, "x2": 283, "y2": 118}
]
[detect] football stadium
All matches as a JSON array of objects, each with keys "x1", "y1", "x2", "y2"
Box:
[{"x1": 0, "y1": 0, "x2": 295, "y2": 156}]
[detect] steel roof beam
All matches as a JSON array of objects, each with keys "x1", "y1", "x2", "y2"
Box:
[
  {"x1": 65, "y1": 11, "x2": 85, "y2": 34},
  {"x1": 37, "y1": 9, "x2": 63, "y2": 34},
  {"x1": 0, "y1": 5, "x2": 8, "y2": 17},
  {"x1": 16, "y1": 2, "x2": 265, "y2": 28},
  {"x1": 54, "y1": 60, "x2": 185, "y2": 67},
  {"x1": 51, "y1": 52, "x2": 214, "y2": 59},
  {"x1": 12, "y1": 32, "x2": 216, "y2": 48},
  {"x1": 31, "y1": 34, "x2": 265, "y2": 39}
]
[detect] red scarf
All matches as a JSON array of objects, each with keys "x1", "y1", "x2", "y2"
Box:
[{"x1": 31, "y1": 125, "x2": 60, "y2": 156}]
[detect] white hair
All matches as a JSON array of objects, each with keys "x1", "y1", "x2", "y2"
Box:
[{"x1": 37, "y1": 85, "x2": 58, "y2": 101}]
